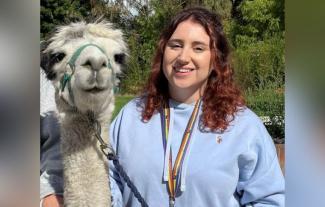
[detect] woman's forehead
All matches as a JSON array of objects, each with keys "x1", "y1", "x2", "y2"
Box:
[{"x1": 170, "y1": 20, "x2": 210, "y2": 43}]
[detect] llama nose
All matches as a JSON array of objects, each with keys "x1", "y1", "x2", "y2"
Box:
[{"x1": 83, "y1": 56, "x2": 108, "y2": 71}]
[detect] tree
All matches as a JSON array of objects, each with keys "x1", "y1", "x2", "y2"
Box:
[
  {"x1": 41, "y1": 0, "x2": 91, "y2": 39},
  {"x1": 228, "y1": 0, "x2": 285, "y2": 90},
  {"x1": 230, "y1": 0, "x2": 284, "y2": 45}
]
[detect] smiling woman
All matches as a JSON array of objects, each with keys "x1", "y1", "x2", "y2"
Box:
[{"x1": 126, "y1": 7, "x2": 283, "y2": 206}]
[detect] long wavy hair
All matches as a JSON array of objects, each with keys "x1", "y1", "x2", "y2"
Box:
[{"x1": 141, "y1": 7, "x2": 245, "y2": 132}]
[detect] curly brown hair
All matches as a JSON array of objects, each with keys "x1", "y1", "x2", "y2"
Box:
[{"x1": 141, "y1": 7, "x2": 245, "y2": 132}]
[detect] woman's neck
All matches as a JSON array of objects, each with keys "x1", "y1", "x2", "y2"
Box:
[{"x1": 169, "y1": 84, "x2": 206, "y2": 104}]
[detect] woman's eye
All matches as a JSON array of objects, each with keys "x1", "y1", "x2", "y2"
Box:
[
  {"x1": 171, "y1": 44, "x2": 181, "y2": 48},
  {"x1": 168, "y1": 43, "x2": 182, "y2": 49},
  {"x1": 194, "y1": 47, "x2": 204, "y2": 52}
]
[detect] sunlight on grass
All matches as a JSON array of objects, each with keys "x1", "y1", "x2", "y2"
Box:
[{"x1": 112, "y1": 95, "x2": 135, "y2": 120}]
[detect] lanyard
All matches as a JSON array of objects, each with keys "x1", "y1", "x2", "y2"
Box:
[{"x1": 162, "y1": 99, "x2": 201, "y2": 207}]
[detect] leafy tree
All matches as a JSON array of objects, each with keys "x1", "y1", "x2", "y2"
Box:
[
  {"x1": 41, "y1": 0, "x2": 91, "y2": 39},
  {"x1": 229, "y1": 0, "x2": 284, "y2": 45},
  {"x1": 228, "y1": 0, "x2": 284, "y2": 90}
]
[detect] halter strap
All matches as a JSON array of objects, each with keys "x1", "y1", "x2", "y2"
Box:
[
  {"x1": 60, "y1": 43, "x2": 114, "y2": 106},
  {"x1": 67, "y1": 43, "x2": 112, "y2": 71}
]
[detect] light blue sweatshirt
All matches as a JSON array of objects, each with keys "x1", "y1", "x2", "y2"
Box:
[
  {"x1": 40, "y1": 98, "x2": 285, "y2": 206},
  {"x1": 109, "y1": 98, "x2": 284, "y2": 206}
]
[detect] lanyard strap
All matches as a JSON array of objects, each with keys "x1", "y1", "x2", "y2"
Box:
[{"x1": 162, "y1": 99, "x2": 201, "y2": 205}]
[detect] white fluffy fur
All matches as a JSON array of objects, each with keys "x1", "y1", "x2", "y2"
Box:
[{"x1": 45, "y1": 21, "x2": 127, "y2": 207}]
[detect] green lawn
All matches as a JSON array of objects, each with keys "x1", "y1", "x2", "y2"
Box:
[{"x1": 112, "y1": 95, "x2": 135, "y2": 120}]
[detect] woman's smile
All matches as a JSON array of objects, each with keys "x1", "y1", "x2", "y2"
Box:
[{"x1": 173, "y1": 66, "x2": 196, "y2": 76}]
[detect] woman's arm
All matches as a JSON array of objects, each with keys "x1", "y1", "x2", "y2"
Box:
[
  {"x1": 40, "y1": 113, "x2": 64, "y2": 206},
  {"x1": 236, "y1": 117, "x2": 285, "y2": 206}
]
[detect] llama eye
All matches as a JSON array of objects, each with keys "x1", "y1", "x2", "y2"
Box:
[
  {"x1": 114, "y1": 53, "x2": 125, "y2": 65},
  {"x1": 102, "y1": 62, "x2": 107, "y2": 67},
  {"x1": 51, "y1": 52, "x2": 66, "y2": 63}
]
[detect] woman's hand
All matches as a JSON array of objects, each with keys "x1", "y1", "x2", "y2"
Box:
[{"x1": 42, "y1": 194, "x2": 63, "y2": 207}]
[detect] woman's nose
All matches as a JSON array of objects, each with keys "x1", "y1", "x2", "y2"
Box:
[{"x1": 177, "y1": 48, "x2": 191, "y2": 64}]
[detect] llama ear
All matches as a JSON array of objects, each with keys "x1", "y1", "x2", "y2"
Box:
[
  {"x1": 114, "y1": 53, "x2": 126, "y2": 65},
  {"x1": 40, "y1": 41, "x2": 66, "y2": 80},
  {"x1": 40, "y1": 51, "x2": 50, "y2": 71},
  {"x1": 40, "y1": 41, "x2": 48, "y2": 70},
  {"x1": 41, "y1": 50, "x2": 57, "y2": 80},
  {"x1": 40, "y1": 41, "x2": 54, "y2": 79}
]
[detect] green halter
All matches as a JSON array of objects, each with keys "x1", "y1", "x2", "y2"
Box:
[
  {"x1": 60, "y1": 43, "x2": 113, "y2": 92},
  {"x1": 60, "y1": 43, "x2": 115, "y2": 106},
  {"x1": 67, "y1": 43, "x2": 112, "y2": 72}
]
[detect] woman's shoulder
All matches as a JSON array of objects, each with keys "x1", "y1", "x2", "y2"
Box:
[
  {"x1": 118, "y1": 96, "x2": 144, "y2": 113},
  {"x1": 228, "y1": 106, "x2": 270, "y2": 138},
  {"x1": 234, "y1": 106, "x2": 264, "y2": 126}
]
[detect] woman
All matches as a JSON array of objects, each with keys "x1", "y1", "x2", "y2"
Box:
[{"x1": 42, "y1": 7, "x2": 284, "y2": 207}]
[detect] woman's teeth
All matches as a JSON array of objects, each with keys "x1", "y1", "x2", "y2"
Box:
[{"x1": 175, "y1": 68, "x2": 193, "y2": 73}]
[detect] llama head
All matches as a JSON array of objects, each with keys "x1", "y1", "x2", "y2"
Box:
[{"x1": 41, "y1": 21, "x2": 127, "y2": 115}]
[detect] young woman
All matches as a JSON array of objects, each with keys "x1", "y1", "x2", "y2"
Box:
[{"x1": 41, "y1": 7, "x2": 284, "y2": 207}]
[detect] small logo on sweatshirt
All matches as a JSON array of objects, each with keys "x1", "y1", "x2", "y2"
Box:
[{"x1": 216, "y1": 136, "x2": 222, "y2": 144}]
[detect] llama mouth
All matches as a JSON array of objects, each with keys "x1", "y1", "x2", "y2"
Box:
[{"x1": 84, "y1": 87, "x2": 106, "y2": 93}]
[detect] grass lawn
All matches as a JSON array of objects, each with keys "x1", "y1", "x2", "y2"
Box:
[{"x1": 112, "y1": 95, "x2": 135, "y2": 120}]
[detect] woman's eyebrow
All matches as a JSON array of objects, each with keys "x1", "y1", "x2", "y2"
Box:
[
  {"x1": 167, "y1": 39, "x2": 209, "y2": 46},
  {"x1": 168, "y1": 38, "x2": 183, "y2": 43},
  {"x1": 192, "y1": 41, "x2": 209, "y2": 46}
]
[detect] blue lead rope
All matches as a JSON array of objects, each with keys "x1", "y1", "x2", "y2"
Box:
[
  {"x1": 107, "y1": 153, "x2": 149, "y2": 207},
  {"x1": 90, "y1": 114, "x2": 149, "y2": 207}
]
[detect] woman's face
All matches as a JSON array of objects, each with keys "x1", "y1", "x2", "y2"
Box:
[{"x1": 162, "y1": 19, "x2": 212, "y2": 99}]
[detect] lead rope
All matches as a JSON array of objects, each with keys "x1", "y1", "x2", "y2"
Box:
[{"x1": 88, "y1": 112, "x2": 149, "y2": 207}]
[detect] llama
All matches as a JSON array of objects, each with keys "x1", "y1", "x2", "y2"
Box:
[{"x1": 41, "y1": 21, "x2": 127, "y2": 207}]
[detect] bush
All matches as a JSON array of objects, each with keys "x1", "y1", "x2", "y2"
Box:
[
  {"x1": 233, "y1": 35, "x2": 284, "y2": 91},
  {"x1": 245, "y1": 88, "x2": 284, "y2": 143}
]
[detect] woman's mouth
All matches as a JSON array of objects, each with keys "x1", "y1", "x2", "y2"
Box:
[{"x1": 173, "y1": 67, "x2": 195, "y2": 73}]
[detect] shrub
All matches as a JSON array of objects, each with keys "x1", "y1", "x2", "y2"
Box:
[
  {"x1": 245, "y1": 88, "x2": 284, "y2": 143},
  {"x1": 233, "y1": 35, "x2": 284, "y2": 91}
]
